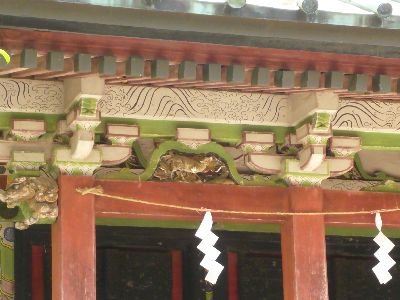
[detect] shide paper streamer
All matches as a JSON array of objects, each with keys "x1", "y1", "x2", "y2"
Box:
[
  {"x1": 372, "y1": 213, "x2": 396, "y2": 284},
  {"x1": 195, "y1": 211, "x2": 224, "y2": 285}
]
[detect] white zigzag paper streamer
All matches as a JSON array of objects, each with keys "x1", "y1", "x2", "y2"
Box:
[
  {"x1": 372, "y1": 213, "x2": 396, "y2": 284},
  {"x1": 195, "y1": 211, "x2": 224, "y2": 285}
]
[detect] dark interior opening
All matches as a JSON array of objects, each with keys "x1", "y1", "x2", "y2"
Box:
[{"x1": 14, "y1": 225, "x2": 400, "y2": 300}]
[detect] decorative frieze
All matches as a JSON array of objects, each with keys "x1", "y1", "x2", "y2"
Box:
[
  {"x1": 99, "y1": 85, "x2": 289, "y2": 125},
  {"x1": 0, "y1": 79, "x2": 400, "y2": 135},
  {"x1": 0, "y1": 78, "x2": 63, "y2": 113},
  {"x1": 332, "y1": 99, "x2": 400, "y2": 133}
]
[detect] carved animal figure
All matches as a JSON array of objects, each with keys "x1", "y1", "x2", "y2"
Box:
[
  {"x1": 154, "y1": 152, "x2": 229, "y2": 183},
  {"x1": 0, "y1": 176, "x2": 58, "y2": 229}
]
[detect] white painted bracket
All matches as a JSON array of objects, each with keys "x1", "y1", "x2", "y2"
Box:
[
  {"x1": 70, "y1": 129, "x2": 95, "y2": 160},
  {"x1": 298, "y1": 145, "x2": 326, "y2": 172},
  {"x1": 295, "y1": 123, "x2": 332, "y2": 146},
  {"x1": 97, "y1": 145, "x2": 132, "y2": 166},
  {"x1": 64, "y1": 76, "x2": 105, "y2": 111},
  {"x1": 8, "y1": 150, "x2": 46, "y2": 172},
  {"x1": 326, "y1": 157, "x2": 354, "y2": 177},
  {"x1": 176, "y1": 128, "x2": 211, "y2": 148},
  {"x1": 52, "y1": 147, "x2": 102, "y2": 176},
  {"x1": 240, "y1": 131, "x2": 275, "y2": 153},
  {"x1": 66, "y1": 106, "x2": 101, "y2": 132},
  {"x1": 244, "y1": 153, "x2": 283, "y2": 174},
  {"x1": 330, "y1": 136, "x2": 362, "y2": 157},
  {"x1": 0, "y1": 140, "x2": 53, "y2": 164},
  {"x1": 106, "y1": 124, "x2": 139, "y2": 146},
  {"x1": 10, "y1": 119, "x2": 46, "y2": 141},
  {"x1": 288, "y1": 91, "x2": 339, "y2": 126}
]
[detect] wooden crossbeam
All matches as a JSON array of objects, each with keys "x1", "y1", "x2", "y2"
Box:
[
  {"x1": 94, "y1": 180, "x2": 400, "y2": 227},
  {"x1": 53, "y1": 176, "x2": 400, "y2": 300}
]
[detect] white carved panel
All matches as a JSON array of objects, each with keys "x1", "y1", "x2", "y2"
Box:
[
  {"x1": 99, "y1": 85, "x2": 289, "y2": 125},
  {"x1": 0, "y1": 79, "x2": 63, "y2": 113},
  {"x1": 332, "y1": 99, "x2": 400, "y2": 132}
]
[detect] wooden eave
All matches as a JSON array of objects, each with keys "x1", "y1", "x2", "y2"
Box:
[{"x1": 1, "y1": 28, "x2": 400, "y2": 99}]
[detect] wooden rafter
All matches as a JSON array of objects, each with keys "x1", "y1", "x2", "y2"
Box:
[{"x1": 1, "y1": 28, "x2": 400, "y2": 98}]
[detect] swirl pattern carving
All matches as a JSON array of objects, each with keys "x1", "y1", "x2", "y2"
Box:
[
  {"x1": 0, "y1": 79, "x2": 63, "y2": 113},
  {"x1": 332, "y1": 100, "x2": 400, "y2": 132},
  {"x1": 99, "y1": 85, "x2": 288, "y2": 124}
]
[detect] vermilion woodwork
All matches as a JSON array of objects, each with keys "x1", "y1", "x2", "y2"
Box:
[
  {"x1": 52, "y1": 176, "x2": 96, "y2": 300},
  {"x1": 52, "y1": 177, "x2": 400, "y2": 300},
  {"x1": 94, "y1": 180, "x2": 400, "y2": 227},
  {"x1": 0, "y1": 175, "x2": 6, "y2": 189},
  {"x1": 31, "y1": 245, "x2": 45, "y2": 300},
  {"x1": 323, "y1": 189, "x2": 400, "y2": 227},
  {"x1": 227, "y1": 252, "x2": 239, "y2": 300},
  {"x1": 171, "y1": 250, "x2": 183, "y2": 300},
  {"x1": 281, "y1": 187, "x2": 328, "y2": 300},
  {"x1": 94, "y1": 180, "x2": 288, "y2": 224}
]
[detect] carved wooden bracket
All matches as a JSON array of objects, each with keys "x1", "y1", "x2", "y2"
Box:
[
  {"x1": 176, "y1": 128, "x2": 211, "y2": 149},
  {"x1": 243, "y1": 129, "x2": 361, "y2": 186}
]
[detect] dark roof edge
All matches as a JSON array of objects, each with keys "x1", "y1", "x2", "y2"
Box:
[{"x1": 1, "y1": 0, "x2": 400, "y2": 58}]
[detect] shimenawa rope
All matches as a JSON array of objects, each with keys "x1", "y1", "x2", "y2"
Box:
[{"x1": 76, "y1": 186, "x2": 400, "y2": 216}]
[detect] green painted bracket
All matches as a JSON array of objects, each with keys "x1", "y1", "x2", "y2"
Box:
[
  {"x1": 361, "y1": 180, "x2": 400, "y2": 193},
  {"x1": 97, "y1": 140, "x2": 283, "y2": 187},
  {"x1": 132, "y1": 140, "x2": 148, "y2": 168},
  {"x1": 97, "y1": 140, "x2": 243, "y2": 183},
  {"x1": 354, "y1": 153, "x2": 397, "y2": 181}
]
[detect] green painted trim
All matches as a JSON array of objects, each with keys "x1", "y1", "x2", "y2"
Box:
[
  {"x1": 0, "y1": 244, "x2": 13, "y2": 281},
  {"x1": 326, "y1": 226, "x2": 400, "y2": 238},
  {"x1": 361, "y1": 180, "x2": 400, "y2": 193},
  {"x1": 96, "y1": 218, "x2": 280, "y2": 233},
  {"x1": 354, "y1": 153, "x2": 396, "y2": 181},
  {"x1": 0, "y1": 225, "x2": 14, "y2": 284},
  {"x1": 97, "y1": 219, "x2": 400, "y2": 237},
  {"x1": 36, "y1": 217, "x2": 56, "y2": 225},
  {"x1": 96, "y1": 218, "x2": 199, "y2": 229},
  {"x1": 0, "y1": 113, "x2": 399, "y2": 149},
  {"x1": 98, "y1": 117, "x2": 291, "y2": 145},
  {"x1": 333, "y1": 129, "x2": 400, "y2": 149},
  {"x1": 132, "y1": 140, "x2": 148, "y2": 168}
]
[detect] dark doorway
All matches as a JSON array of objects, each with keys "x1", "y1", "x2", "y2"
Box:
[{"x1": 14, "y1": 225, "x2": 400, "y2": 300}]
